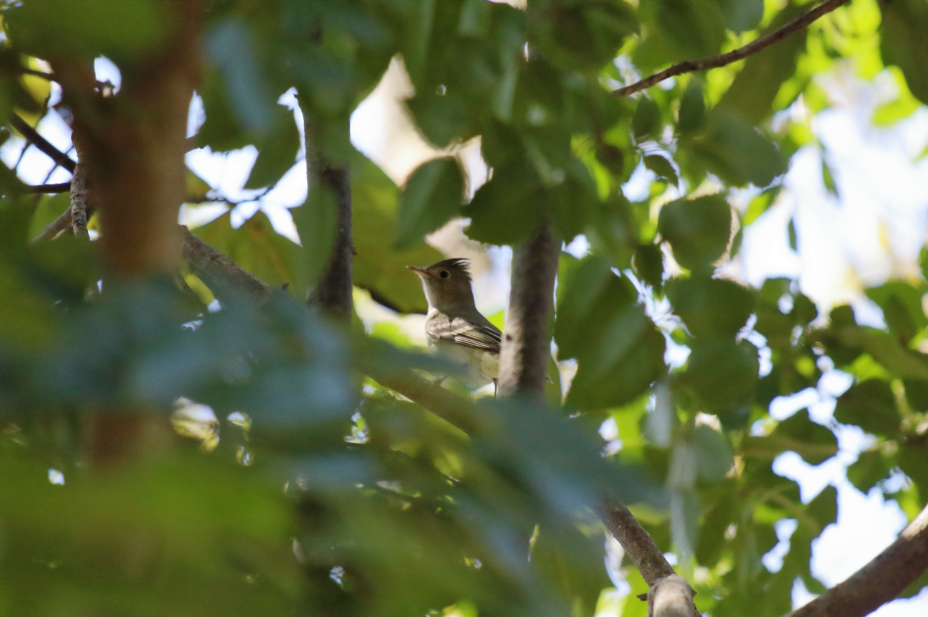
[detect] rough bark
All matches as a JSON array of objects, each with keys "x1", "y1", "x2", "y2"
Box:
[
  {"x1": 788, "y1": 501, "x2": 928, "y2": 617},
  {"x1": 599, "y1": 499, "x2": 678, "y2": 586},
  {"x1": 302, "y1": 112, "x2": 354, "y2": 322},
  {"x1": 496, "y1": 222, "x2": 559, "y2": 401},
  {"x1": 69, "y1": 158, "x2": 89, "y2": 238}
]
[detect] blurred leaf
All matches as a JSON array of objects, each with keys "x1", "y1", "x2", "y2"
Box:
[
  {"x1": 834, "y1": 380, "x2": 901, "y2": 437},
  {"x1": 407, "y1": 90, "x2": 475, "y2": 148},
  {"x1": 5, "y1": 0, "x2": 167, "y2": 61},
  {"x1": 743, "y1": 186, "x2": 781, "y2": 227},
  {"x1": 787, "y1": 217, "x2": 798, "y2": 252},
  {"x1": 773, "y1": 410, "x2": 837, "y2": 465},
  {"x1": 395, "y1": 157, "x2": 464, "y2": 249},
  {"x1": 643, "y1": 154, "x2": 678, "y2": 186},
  {"x1": 866, "y1": 281, "x2": 928, "y2": 344},
  {"x1": 718, "y1": 0, "x2": 764, "y2": 32},
  {"x1": 352, "y1": 156, "x2": 443, "y2": 314},
  {"x1": 690, "y1": 111, "x2": 787, "y2": 187},
  {"x1": 666, "y1": 276, "x2": 754, "y2": 339},
  {"x1": 847, "y1": 449, "x2": 890, "y2": 493},
  {"x1": 556, "y1": 257, "x2": 666, "y2": 411},
  {"x1": 633, "y1": 244, "x2": 663, "y2": 291},
  {"x1": 244, "y1": 105, "x2": 300, "y2": 189},
  {"x1": 682, "y1": 340, "x2": 758, "y2": 411},
  {"x1": 821, "y1": 157, "x2": 839, "y2": 199},
  {"x1": 807, "y1": 485, "x2": 837, "y2": 528},
  {"x1": 693, "y1": 425, "x2": 733, "y2": 481},
  {"x1": 715, "y1": 5, "x2": 805, "y2": 124},
  {"x1": 529, "y1": 0, "x2": 638, "y2": 72},
  {"x1": 880, "y1": 0, "x2": 928, "y2": 105},
  {"x1": 205, "y1": 17, "x2": 276, "y2": 136},
  {"x1": 678, "y1": 79, "x2": 706, "y2": 134},
  {"x1": 658, "y1": 194, "x2": 732, "y2": 272},
  {"x1": 466, "y1": 160, "x2": 542, "y2": 245},
  {"x1": 654, "y1": 0, "x2": 726, "y2": 58},
  {"x1": 632, "y1": 97, "x2": 660, "y2": 141},
  {"x1": 898, "y1": 438, "x2": 928, "y2": 497}
]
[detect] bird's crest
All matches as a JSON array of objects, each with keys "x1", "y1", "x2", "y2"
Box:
[{"x1": 433, "y1": 257, "x2": 472, "y2": 281}]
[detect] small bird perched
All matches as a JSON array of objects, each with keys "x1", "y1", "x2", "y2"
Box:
[{"x1": 407, "y1": 258, "x2": 501, "y2": 388}]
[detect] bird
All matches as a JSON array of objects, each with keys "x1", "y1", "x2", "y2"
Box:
[{"x1": 407, "y1": 258, "x2": 501, "y2": 389}]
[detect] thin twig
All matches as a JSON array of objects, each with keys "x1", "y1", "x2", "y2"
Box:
[
  {"x1": 31, "y1": 207, "x2": 72, "y2": 243},
  {"x1": 8, "y1": 114, "x2": 77, "y2": 173},
  {"x1": 69, "y1": 161, "x2": 89, "y2": 238},
  {"x1": 614, "y1": 0, "x2": 850, "y2": 97},
  {"x1": 28, "y1": 182, "x2": 71, "y2": 194}
]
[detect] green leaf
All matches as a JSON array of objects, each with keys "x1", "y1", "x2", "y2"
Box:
[
  {"x1": 677, "y1": 79, "x2": 706, "y2": 134},
  {"x1": 847, "y1": 449, "x2": 890, "y2": 493},
  {"x1": 643, "y1": 154, "x2": 678, "y2": 186},
  {"x1": 658, "y1": 194, "x2": 732, "y2": 272},
  {"x1": 833, "y1": 380, "x2": 901, "y2": 437},
  {"x1": 880, "y1": 0, "x2": 928, "y2": 105},
  {"x1": 530, "y1": 0, "x2": 638, "y2": 72},
  {"x1": 633, "y1": 244, "x2": 663, "y2": 292},
  {"x1": 244, "y1": 105, "x2": 301, "y2": 189},
  {"x1": 743, "y1": 186, "x2": 781, "y2": 227},
  {"x1": 395, "y1": 157, "x2": 465, "y2": 249},
  {"x1": 807, "y1": 485, "x2": 837, "y2": 528},
  {"x1": 774, "y1": 410, "x2": 838, "y2": 466},
  {"x1": 654, "y1": 0, "x2": 726, "y2": 58},
  {"x1": 715, "y1": 5, "x2": 805, "y2": 124},
  {"x1": 556, "y1": 257, "x2": 666, "y2": 411},
  {"x1": 898, "y1": 438, "x2": 928, "y2": 497},
  {"x1": 352, "y1": 156, "x2": 444, "y2": 314},
  {"x1": 788, "y1": 217, "x2": 798, "y2": 252},
  {"x1": 407, "y1": 90, "x2": 476, "y2": 148},
  {"x1": 192, "y1": 210, "x2": 305, "y2": 297},
  {"x1": 665, "y1": 276, "x2": 754, "y2": 339},
  {"x1": 690, "y1": 110, "x2": 787, "y2": 187},
  {"x1": 632, "y1": 97, "x2": 660, "y2": 141},
  {"x1": 205, "y1": 18, "x2": 276, "y2": 136},
  {"x1": 682, "y1": 339, "x2": 758, "y2": 411},
  {"x1": 5, "y1": 0, "x2": 167, "y2": 61},
  {"x1": 865, "y1": 281, "x2": 928, "y2": 343},
  {"x1": 693, "y1": 425, "x2": 733, "y2": 481},
  {"x1": 718, "y1": 0, "x2": 764, "y2": 33},
  {"x1": 466, "y1": 160, "x2": 542, "y2": 245}
]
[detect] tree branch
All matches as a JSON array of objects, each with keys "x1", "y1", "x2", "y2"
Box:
[
  {"x1": 788, "y1": 501, "x2": 928, "y2": 617},
  {"x1": 302, "y1": 110, "x2": 354, "y2": 321},
  {"x1": 599, "y1": 499, "x2": 678, "y2": 586},
  {"x1": 648, "y1": 575, "x2": 696, "y2": 617},
  {"x1": 9, "y1": 114, "x2": 77, "y2": 173},
  {"x1": 497, "y1": 222, "x2": 559, "y2": 401},
  {"x1": 180, "y1": 226, "x2": 277, "y2": 304},
  {"x1": 28, "y1": 182, "x2": 72, "y2": 194},
  {"x1": 613, "y1": 0, "x2": 850, "y2": 97}
]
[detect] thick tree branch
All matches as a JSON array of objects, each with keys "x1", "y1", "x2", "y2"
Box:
[
  {"x1": 599, "y1": 499, "x2": 678, "y2": 586},
  {"x1": 9, "y1": 114, "x2": 77, "y2": 173},
  {"x1": 302, "y1": 111, "x2": 354, "y2": 321},
  {"x1": 497, "y1": 222, "x2": 559, "y2": 401},
  {"x1": 614, "y1": 0, "x2": 850, "y2": 97},
  {"x1": 788, "y1": 501, "x2": 928, "y2": 617},
  {"x1": 28, "y1": 182, "x2": 71, "y2": 194}
]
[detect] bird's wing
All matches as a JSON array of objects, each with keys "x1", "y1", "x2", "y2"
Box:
[{"x1": 426, "y1": 313, "x2": 502, "y2": 353}]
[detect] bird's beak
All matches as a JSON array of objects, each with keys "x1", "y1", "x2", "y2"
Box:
[{"x1": 407, "y1": 265, "x2": 427, "y2": 278}]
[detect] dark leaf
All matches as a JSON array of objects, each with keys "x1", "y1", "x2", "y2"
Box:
[
  {"x1": 658, "y1": 194, "x2": 732, "y2": 272},
  {"x1": 682, "y1": 339, "x2": 758, "y2": 410},
  {"x1": 395, "y1": 157, "x2": 465, "y2": 249},
  {"x1": 833, "y1": 380, "x2": 901, "y2": 437},
  {"x1": 665, "y1": 276, "x2": 754, "y2": 339}
]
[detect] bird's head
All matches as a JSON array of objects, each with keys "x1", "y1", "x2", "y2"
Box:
[{"x1": 407, "y1": 258, "x2": 476, "y2": 311}]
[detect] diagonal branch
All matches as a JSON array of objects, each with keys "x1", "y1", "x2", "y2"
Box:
[
  {"x1": 787, "y1": 501, "x2": 928, "y2": 617},
  {"x1": 9, "y1": 114, "x2": 77, "y2": 173},
  {"x1": 614, "y1": 0, "x2": 850, "y2": 97}
]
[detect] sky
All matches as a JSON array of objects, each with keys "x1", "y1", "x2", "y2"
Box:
[{"x1": 3, "y1": 54, "x2": 928, "y2": 616}]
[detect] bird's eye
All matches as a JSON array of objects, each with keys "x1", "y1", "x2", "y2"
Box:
[{"x1": 439, "y1": 270, "x2": 450, "y2": 279}]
